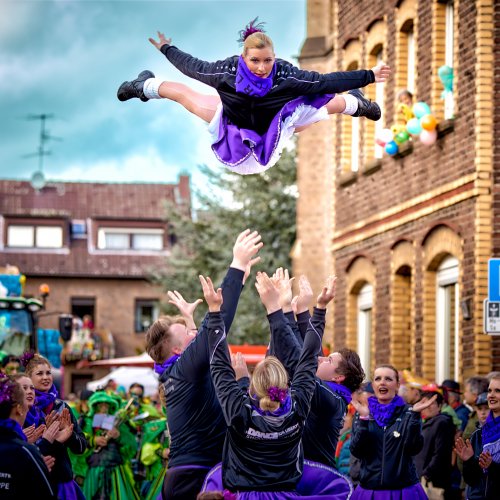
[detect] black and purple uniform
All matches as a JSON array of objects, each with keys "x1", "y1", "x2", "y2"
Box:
[
  {"x1": 205, "y1": 307, "x2": 325, "y2": 497},
  {"x1": 158, "y1": 267, "x2": 244, "y2": 499}
]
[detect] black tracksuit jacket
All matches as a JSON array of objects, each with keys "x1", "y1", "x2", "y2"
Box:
[{"x1": 160, "y1": 44, "x2": 375, "y2": 135}]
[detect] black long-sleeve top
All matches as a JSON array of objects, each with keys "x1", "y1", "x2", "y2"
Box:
[
  {"x1": 208, "y1": 307, "x2": 325, "y2": 492},
  {"x1": 269, "y1": 309, "x2": 346, "y2": 468},
  {"x1": 160, "y1": 45, "x2": 375, "y2": 135},
  {"x1": 350, "y1": 406, "x2": 423, "y2": 490},
  {"x1": 37, "y1": 399, "x2": 87, "y2": 485},
  {"x1": 0, "y1": 426, "x2": 56, "y2": 499},
  {"x1": 414, "y1": 413, "x2": 455, "y2": 489},
  {"x1": 159, "y1": 267, "x2": 244, "y2": 468}
]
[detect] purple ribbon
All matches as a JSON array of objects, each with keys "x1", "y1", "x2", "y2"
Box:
[
  {"x1": 482, "y1": 411, "x2": 500, "y2": 446},
  {"x1": 154, "y1": 354, "x2": 180, "y2": 375},
  {"x1": 251, "y1": 392, "x2": 292, "y2": 417},
  {"x1": 0, "y1": 417, "x2": 27, "y2": 441},
  {"x1": 324, "y1": 381, "x2": 352, "y2": 404},
  {"x1": 368, "y1": 395, "x2": 405, "y2": 427},
  {"x1": 235, "y1": 55, "x2": 276, "y2": 97}
]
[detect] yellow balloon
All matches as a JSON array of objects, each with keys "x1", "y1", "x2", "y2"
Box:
[
  {"x1": 391, "y1": 123, "x2": 406, "y2": 136},
  {"x1": 397, "y1": 103, "x2": 414, "y2": 122}
]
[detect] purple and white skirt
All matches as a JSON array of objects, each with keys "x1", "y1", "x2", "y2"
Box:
[
  {"x1": 208, "y1": 94, "x2": 333, "y2": 175},
  {"x1": 200, "y1": 459, "x2": 353, "y2": 499}
]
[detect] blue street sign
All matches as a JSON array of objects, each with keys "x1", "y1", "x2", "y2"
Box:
[{"x1": 488, "y1": 259, "x2": 500, "y2": 301}]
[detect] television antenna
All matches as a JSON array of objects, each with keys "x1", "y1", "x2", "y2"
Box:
[{"x1": 23, "y1": 113, "x2": 62, "y2": 190}]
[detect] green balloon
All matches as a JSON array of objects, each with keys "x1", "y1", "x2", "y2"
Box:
[{"x1": 395, "y1": 131, "x2": 410, "y2": 144}]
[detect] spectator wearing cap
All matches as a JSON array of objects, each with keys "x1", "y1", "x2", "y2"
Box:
[
  {"x1": 415, "y1": 391, "x2": 456, "y2": 499},
  {"x1": 463, "y1": 377, "x2": 490, "y2": 441},
  {"x1": 474, "y1": 393, "x2": 489, "y2": 428},
  {"x1": 422, "y1": 383, "x2": 461, "y2": 430},
  {"x1": 399, "y1": 370, "x2": 426, "y2": 405},
  {"x1": 442, "y1": 379, "x2": 469, "y2": 431}
]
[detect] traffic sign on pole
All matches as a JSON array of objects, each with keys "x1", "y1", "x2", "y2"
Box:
[
  {"x1": 488, "y1": 259, "x2": 500, "y2": 301},
  {"x1": 484, "y1": 299, "x2": 500, "y2": 334}
]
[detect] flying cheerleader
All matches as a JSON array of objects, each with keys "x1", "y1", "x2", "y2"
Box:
[{"x1": 118, "y1": 18, "x2": 390, "y2": 175}]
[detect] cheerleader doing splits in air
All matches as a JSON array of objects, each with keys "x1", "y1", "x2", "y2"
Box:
[{"x1": 118, "y1": 18, "x2": 391, "y2": 175}]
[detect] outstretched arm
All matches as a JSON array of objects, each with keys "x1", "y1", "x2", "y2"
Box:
[
  {"x1": 291, "y1": 276, "x2": 337, "y2": 419},
  {"x1": 201, "y1": 275, "x2": 245, "y2": 425},
  {"x1": 150, "y1": 31, "x2": 237, "y2": 89}
]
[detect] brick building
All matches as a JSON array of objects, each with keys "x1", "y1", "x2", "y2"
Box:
[
  {"x1": 0, "y1": 176, "x2": 190, "y2": 391},
  {"x1": 294, "y1": 0, "x2": 499, "y2": 382}
]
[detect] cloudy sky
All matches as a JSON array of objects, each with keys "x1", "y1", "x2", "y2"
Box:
[{"x1": 0, "y1": 0, "x2": 306, "y2": 193}]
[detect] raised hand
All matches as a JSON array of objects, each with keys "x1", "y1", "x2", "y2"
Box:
[
  {"x1": 274, "y1": 267, "x2": 294, "y2": 312},
  {"x1": 55, "y1": 423, "x2": 74, "y2": 444},
  {"x1": 42, "y1": 420, "x2": 60, "y2": 444},
  {"x1": 255, "y1": 271, "x2": 281, "y2": 314},
  {"x1": 43, "y1": 455, "x2": 55, "y2": 472},
  {"x1": 351, "y1": 398, "x2": 370, "y2": 418},
  {"x1": 199, "y1": 275, "x2": 223, "y2": 313},
  {"x1": 371, "y1": 61, "x2": 391, "y2": 83},
  {"x1": 243, "y1": 256, "x2": 261, "y2": 285},
  {"x1": 479, "y1": 451, "x2": 492, "y2": 469},
  {"x1": 454, "y1": 437, "x2": 474, "y2": 461},
  {"x1": 292, "y1": 274, "x2": 313, "y2": 315},
  {"x1": 168, "y1": 290, "x2": 203, "y2": 329},
  {"x1": 148, "y1": 31, "x2": 172, "y2": 51},
  {"x1": 231, "y1": 229, "x2": 263, "y2": 272},
  {"x1": 24, "y1": 424, "x2": 45, "y2": 444},
  {"x1": 412, "y1": 394, "x2": 438, "y2": 413},
  {"x1": 231, "y1": 352, "x2": 249, "y2": 380},
  {"x1": 44, "y1": 410, "x2": 58, "y2": 429},
  {"x1": 316, "y1": 276, "x2": 337, "y2": 309}
]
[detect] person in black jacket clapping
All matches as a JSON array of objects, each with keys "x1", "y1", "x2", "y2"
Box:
[
  {"x1": 350, "y1": 365, "x2": 436, "y2": 499},
  {"x1": 0, "y1": 376, "x2": 56, "y2": 499}
]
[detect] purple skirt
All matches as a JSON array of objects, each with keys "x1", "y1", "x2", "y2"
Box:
[
  {"x1": 58, "y1": 480, "x2": 86, "y2": 500},
  {"x1": 209, "y1": 94, "x2": 333, "y2": 175},
  {"x1": 351, "y1": 483, "x2": 428, "y2": 500},
  {"x1": 201, "y1": 460, "x2": 353, "y2": 499}
]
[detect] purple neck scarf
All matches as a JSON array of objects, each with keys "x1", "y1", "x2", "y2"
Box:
[
  {"x1": 235, "y1": 55, "x2": 276, "y2": 97},
  {"x1": 35, "y1": 384, "x2": 59, "y2": 412},
  {"x1": 251, "y1": 392, "x2": 292, "y2": 417},
  {"x1": 482, "y1": 411, "x2": 500, "y2": 463},
  {"x1": 368, "y1": 395, "x2": 405, "y2": 427},
  {"x1": 325, "y1": 381, "x2": 352, "y2": 404},
  {"x1": 0, "y1": 418, "x2": 27, "y2": 441},
  {"x1": 154, "y1": 354, "x2": 180, "y2": 375}
]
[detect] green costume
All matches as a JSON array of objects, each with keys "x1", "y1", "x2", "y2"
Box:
[{"x1": 81, "y1": 392, "x2": 139, "y2": 500}]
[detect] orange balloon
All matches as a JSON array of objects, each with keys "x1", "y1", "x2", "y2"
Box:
[{"x1": 420, "y1": 114, "x2": 437, "y2": 131}]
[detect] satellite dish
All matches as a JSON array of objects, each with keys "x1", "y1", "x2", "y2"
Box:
[{"x1": 31, "y1": 170, "x2": 46, "y2": 190}]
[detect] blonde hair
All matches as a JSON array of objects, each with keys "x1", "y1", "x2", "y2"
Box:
[
  {"x1": 23, "y1": 354, "x2": 51, "y2": 377},
  {"x1": 249, "y1": 356, "x2": 288, "y2": 412},
  {"x1": 243, "y1": 32, "x2": 274, "y2": 55},
  {"x1": 145, "y1": 315, "x2": 186, "y2": 363}
]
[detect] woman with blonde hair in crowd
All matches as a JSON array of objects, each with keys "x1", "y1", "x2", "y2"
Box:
[
  {"x1": 0, "y1": 375, "x2": 56, "y2": 499},
  {"x1": 21, "y1": 352, "x2": 87, "y2": 499},
  {"x1": 455, "y1": 373, "x2": 500, "y2": 498}
]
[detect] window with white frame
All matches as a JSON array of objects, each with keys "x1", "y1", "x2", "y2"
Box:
[
  {"x1": 97, "y1": 228, "x2": 164, "y2": 251},
  {"x1": 357, "y1": 283, "x2": 373, "y2": 374},
  {"x1": 444, "y1": 1, "x2": 455, "y2": 119},
  {"x1": 350, "y1": 117, "x2": 360, "y2": 172},
  {"x1": 7, "y1": 225, "x2": 63, "y2": 248},
  {"x1": 406, "y1": 29, "x2": 415, "y2": 94},
  {"x1": 436, "y1": 256, "x2": 459, "y2": 383},
  {"x1": 135, "y1": 299, "x2": 159, "y2": 332}
]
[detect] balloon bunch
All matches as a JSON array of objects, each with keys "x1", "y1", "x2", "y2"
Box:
[{"x1": 376, "y1": 101, "x2": 439, "y2": 156}]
